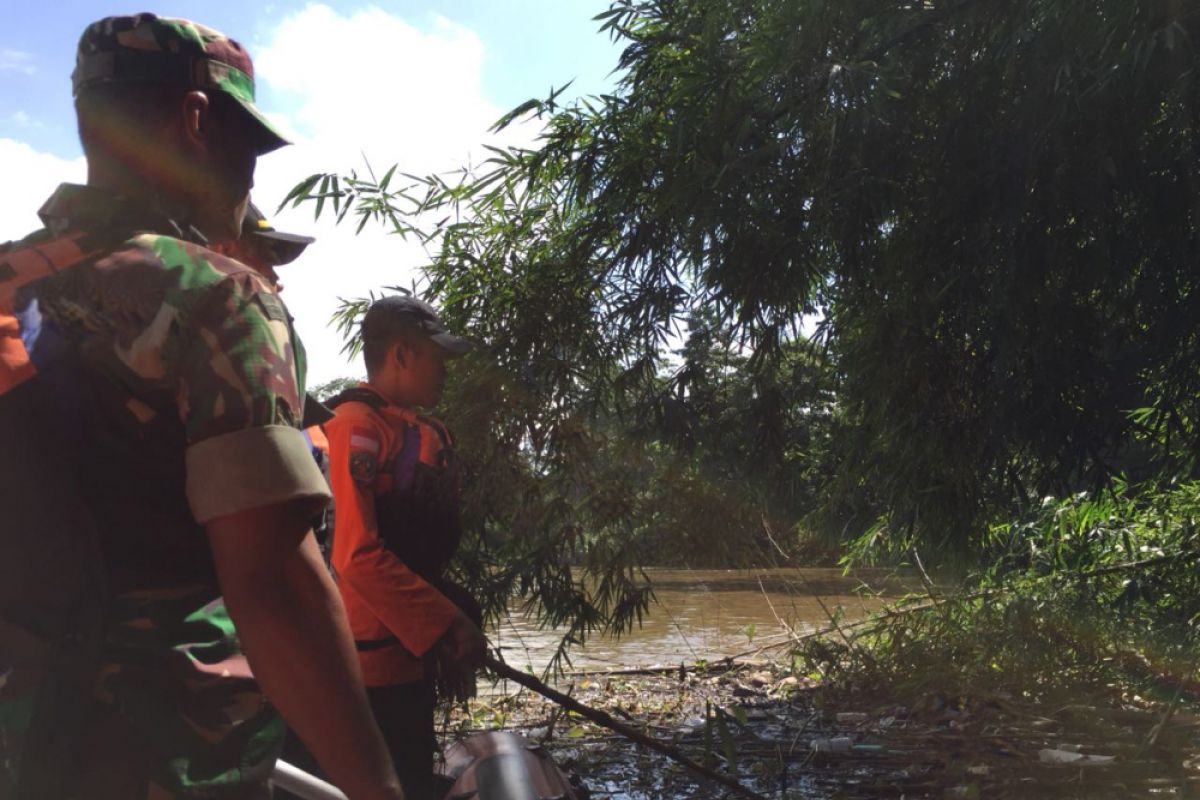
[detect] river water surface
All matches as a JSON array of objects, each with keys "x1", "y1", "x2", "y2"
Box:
[{"x1": 490, "y1": 567, "x2": 917, "y2": 674}]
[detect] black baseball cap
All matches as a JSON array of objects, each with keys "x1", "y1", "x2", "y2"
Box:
[
  {"x1": 361, "y1": 295, "x2": 472, "y2": 358},
  {"x1": 243, "y1": 202, "x2": 315, "y2": 265}
]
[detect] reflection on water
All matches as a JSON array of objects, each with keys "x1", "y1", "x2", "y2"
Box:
[{"x1": 489, "y1": 567, "x2": 916, "y2": 673}]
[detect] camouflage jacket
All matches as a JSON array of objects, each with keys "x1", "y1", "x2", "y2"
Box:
[{"x1": 0, "y1": 184, "x2": 330, "y2": 798}]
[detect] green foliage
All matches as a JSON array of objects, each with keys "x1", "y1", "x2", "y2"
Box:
[
  {"x1": 802, "y1": 482, "x2": 1200, "y2": 703},
  {"x1": 822, "y1": 0, "x2": 1200, "y2": 552},
  {"x1": 698, "y1": 700, "x2": 745, "y2": 773},
  {"x1": 436, "y1": 337, "x2": 837, "y2": 667},
  {"x1": 286, "y1": 0, "x2": 1200, "y2": 562},
  {"x1": 280, "y1": 4, "x2": 1200, "y2": 709},
  {"x1": 309, "y1": 376, "x2": 361, "y2": 402}
]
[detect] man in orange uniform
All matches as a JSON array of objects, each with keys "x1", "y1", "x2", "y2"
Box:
[{"x1": 325, "y1": 295, "x2": 487, "y2": 799}]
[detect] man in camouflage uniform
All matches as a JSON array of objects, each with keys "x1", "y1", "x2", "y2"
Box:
[
  {"x1": 0, "y1": 15, "x2": 401, "y2": 800},
  {"x1": 214, "y1": 201, "x2": 335, "y2": 566}
]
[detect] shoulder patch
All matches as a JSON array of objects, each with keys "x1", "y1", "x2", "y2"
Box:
[
  {"x1": 350, "y1": 425, "x2": 382, "y2": 454},
  {"x1": 253, "y1": 290, "x2": 289, "y2": 323},
  {"x1": 350, "y1": 451, "x2": 379, "y2": 484},
  {"x1": 347, "y1": 424, "x2": 382, "y2": 485}
]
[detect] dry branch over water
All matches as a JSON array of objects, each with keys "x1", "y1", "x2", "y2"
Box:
[{"x1": 448, "y1": 656, "x2": 1200, "y2": 799}]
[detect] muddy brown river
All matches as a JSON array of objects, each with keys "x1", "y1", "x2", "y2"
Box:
[{"x1": 489, "y1": 567, "x2": 917, "y2": 674}]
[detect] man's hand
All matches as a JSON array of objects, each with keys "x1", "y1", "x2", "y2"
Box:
[
  {"x1": 433, "y1": 611, "x2": 486, "y2": 703},
  {"x1": 441, "y1": 610, "x2": 487, "y2": 668}
]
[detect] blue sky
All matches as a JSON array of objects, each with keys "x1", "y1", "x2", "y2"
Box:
[
  {"x1": 1, "y1": 0, "x2": 620, "y2": 158},
  {"x1": 0, "y1": 1, "x2": 623, "y2": 381}
]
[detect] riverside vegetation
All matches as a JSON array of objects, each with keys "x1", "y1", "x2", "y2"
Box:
[{"x1": 296, "y1": 1, "x2": 1200, "y2": 794}]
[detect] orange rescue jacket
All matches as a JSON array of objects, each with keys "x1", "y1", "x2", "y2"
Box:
[{"x1": 325, "y1": 384, "x2": 462, "y2": 686}]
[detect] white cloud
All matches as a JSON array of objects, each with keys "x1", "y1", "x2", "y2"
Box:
[
  {"x1": 251, "y1": 4, "x2": 533, "y2": 384},
  {"x1": 8, "y1": 110, "x2": 41, "y2": 129},
  {"x1": 0, "y1": 49, "x2": 35, "y2": 75},
  {"x1": 0, "y1": 139, "x2": 85, "y2": 243}
]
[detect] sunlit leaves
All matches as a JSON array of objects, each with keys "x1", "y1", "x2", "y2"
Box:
[{"x1": 290, "y1": 0, "x2": 1200, "y2": 582}]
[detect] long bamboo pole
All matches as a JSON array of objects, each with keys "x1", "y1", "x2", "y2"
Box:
[{"x1": 485, "y1": 655, "x2": 766, "y2": 800}]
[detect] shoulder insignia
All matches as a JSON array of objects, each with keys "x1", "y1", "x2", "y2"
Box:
[
  {"x1": 347, "y1": 424, "x2": 382, "y2": 485},
  {"x1": 349, "y1": 425, "x2": 382, "y2": 454},
  {"x1": 253, "y1": 290, "x2": 289, "y2": 323},
  {"x1": 350, "y1": 451, "x2": 379, "y2": 485}
]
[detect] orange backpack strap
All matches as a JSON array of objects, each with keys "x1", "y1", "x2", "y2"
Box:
[
  {"x1": 0, "y1": 230, "x2": 99, "y2": 311},
  {"x1": 0, "y1": 230, "x2": 107, "y2": 397},
  {"x1": 0, "y1": 311, "x2": 35, "y2": 394},
  {"x1": 421, "y1": 414, "x2": 455, "y2": 449}
]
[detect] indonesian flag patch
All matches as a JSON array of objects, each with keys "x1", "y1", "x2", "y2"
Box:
[{"x1": 349, "y1": 426, "x2": 382, "y2": 484}]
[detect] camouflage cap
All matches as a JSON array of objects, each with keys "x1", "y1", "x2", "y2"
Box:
[{"x1": 72, "y1": 13, "x2": 288, "y2": 154}]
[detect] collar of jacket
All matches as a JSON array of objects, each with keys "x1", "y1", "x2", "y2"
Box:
[{"x1": 37, "y1": 183, "x2": 208, "y2": 245}]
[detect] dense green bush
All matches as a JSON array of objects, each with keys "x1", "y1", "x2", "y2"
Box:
[{"x1": 803, "y1": 481, "x2": 1200, "y2": 701}]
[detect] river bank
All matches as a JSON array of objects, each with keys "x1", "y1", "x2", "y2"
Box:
[
  {"x1": 464, "y1": 505, "x2": 1200, "y2": 799},
  {"x1": 448, "y1": 655, "x2": 1200, "y2": 799}
]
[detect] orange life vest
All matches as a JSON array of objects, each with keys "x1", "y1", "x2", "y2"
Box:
[
  {"x1": 324, "y1": 384, "x2": 465, "y2": 686},
  {"x1": 0, "y1": 231, "x2": 103, "y2": 396}
]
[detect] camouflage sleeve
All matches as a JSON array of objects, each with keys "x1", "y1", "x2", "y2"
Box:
[{"x1": 176, "y1": 267, "x2": 330, "y2": 524}]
